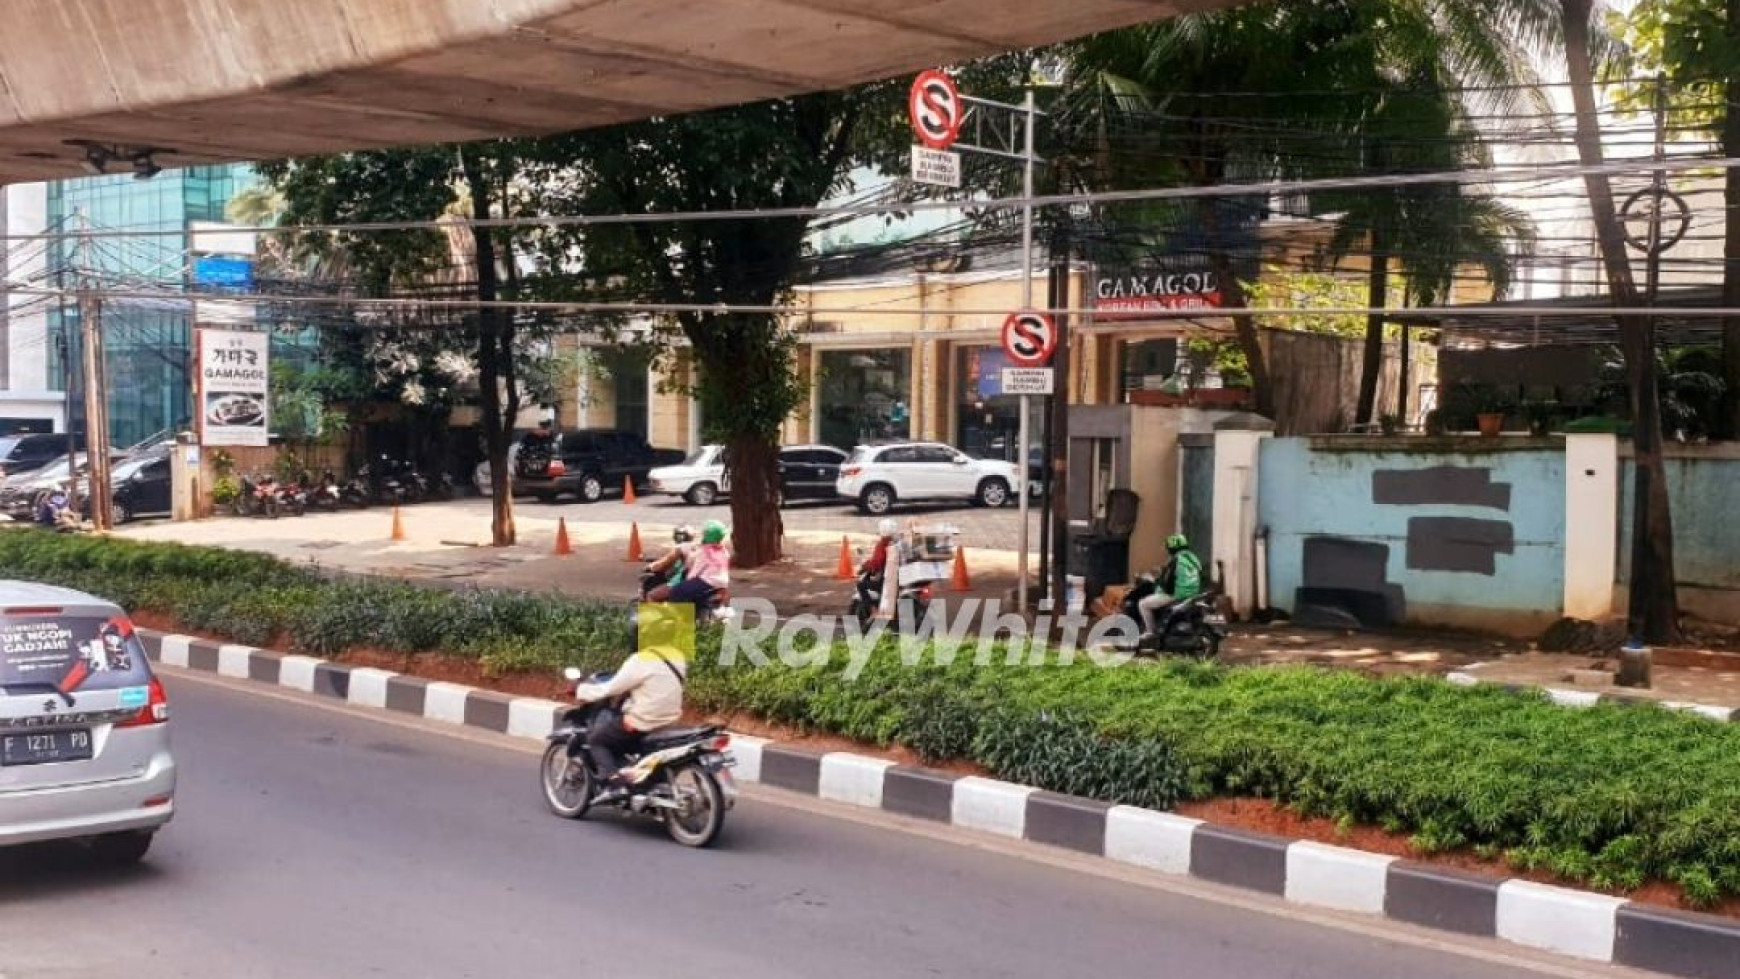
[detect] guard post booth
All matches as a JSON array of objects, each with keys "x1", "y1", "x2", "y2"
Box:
[{"x1": 1066, "y1": 405, "x2": 1242, "y2": 601}]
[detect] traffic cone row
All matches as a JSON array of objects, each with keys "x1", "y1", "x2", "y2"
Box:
[
  {"x1": 390, "y1": 506, "x2": 407, "y2": 542},
  {"x1": 623, "y1": 476, "x2": 638, "y2": 504},
  {"x1": 554, "y1": 518, "x2": 572, "y2": 556},
  {"x1": 626, "y1": 522, "x2": 644, "y2": 562},
  {"x1": 950, "y1": 546, "x2": 971, "y2": 593}
]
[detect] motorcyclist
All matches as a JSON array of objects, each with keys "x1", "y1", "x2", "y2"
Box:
[
  {"x1": 642, "y1": 524, "x2": 696, "y2": 599},
  {"x1": 857, "y1": 518, "x2": 900, "y2": 615},
  {"x1": 1138, "y1": 533, "x2": 1204, "y2": 641},
  {"x1": 573, "y1": 610, "x2": 688, "y2": 804},
  {"x1": 646, "y1": 520, "x2": 730, "y2": 608}
]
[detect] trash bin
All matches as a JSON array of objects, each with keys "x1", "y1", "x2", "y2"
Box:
[{"x1": 1069, "y1": 488, "x2": 1139, "y2": 603}]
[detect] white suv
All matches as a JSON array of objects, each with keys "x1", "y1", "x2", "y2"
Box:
[{"x1": 836, "y1": 442, "x2": 1022, "y2": 515}]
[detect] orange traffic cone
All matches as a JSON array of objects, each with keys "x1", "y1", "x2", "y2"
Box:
[
  {"x1": 835, "y1": 536, "x2": 855, "y2": 581},
  {"x1": 390, "y1": 506, "x2": 407, "y2": 542},
  {"x1": 626, "y1": 522, "x2": 644, "y2": 562},
  {"x1": 554, "y1": 518, "x2": 572, "y2": 556},
  {"x1": 623, "y1": 476, "x2": 638, "y2": 504},
  {"x1": 950, "y1": 546, "x2": 972, "y2": 593}
]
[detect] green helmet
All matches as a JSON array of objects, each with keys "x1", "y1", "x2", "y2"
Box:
[
  {"x1": 1166, "y1": 533, "x2": 1190, "y2": 553},
  {"x1": 702, "y1": 520, "x2": 728, "y2": 545}
]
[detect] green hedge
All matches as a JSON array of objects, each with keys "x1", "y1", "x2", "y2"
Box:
[
  {"x1": 0, "y1": 529, "x2": 630, "y2": 675},
  {"x1": 6, "y1": 529, "x2": 1740, "y2": 905},
  {"x1": 689, "y1": 641, "x2": 1740, "y2": 907}
]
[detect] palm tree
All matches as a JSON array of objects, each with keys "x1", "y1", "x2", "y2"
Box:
[{"x1": 1063, "y1": 0, "x2": 1559, "y2": 422}]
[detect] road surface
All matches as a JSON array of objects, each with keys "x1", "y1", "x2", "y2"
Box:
[{"x1": 0, "y1": 674, "x2": 1621, "y2": 979}]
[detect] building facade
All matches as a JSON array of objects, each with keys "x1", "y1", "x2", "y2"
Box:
[{"x1": 0, "y1": 165, "x2": 261, "y2": 443}]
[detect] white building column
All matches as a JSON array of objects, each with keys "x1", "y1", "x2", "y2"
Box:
[
  {"x1": 1563, "y1": 433, "x2": 1620, "y2": 620},
  {"x1": 1211, "y1": 430, "x2": 1269, "y2": 618}
]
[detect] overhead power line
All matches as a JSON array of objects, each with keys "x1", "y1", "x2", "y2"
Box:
[{"x1": 0, "y1": 155, "x2": 1734, "y2": 243}]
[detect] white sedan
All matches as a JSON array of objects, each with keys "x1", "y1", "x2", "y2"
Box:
[
  {"x1": 836, "y1": 442, "x2": 1023, "y2": 515},
  {"x1": 648, "y1": 445, "x2": 727, "y2": 505}
]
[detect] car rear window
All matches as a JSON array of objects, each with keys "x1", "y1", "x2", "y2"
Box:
[
  {"x1": 0, "y1": 438, "x2": 20, "y2": 461},
  {"x1": 1, "y1": 612, "x2": 151, "y2": 697},
  {"x1": 845, "y1": 447, "x2": 870, "y2": 465}
]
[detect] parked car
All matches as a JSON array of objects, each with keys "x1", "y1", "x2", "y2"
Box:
[
  {"x1": 648, "y1": 445, "x2": 728, "y2": 505},
  {"x1": 647, "y1": 444, "x2": 850, "y2": 506},
  {"x1": 835, "y1": 442, "x2": 1023, "y2": 515},
  {"x1": 101, "y1": 453, "x2": 172, "y2": 524},
  {"x1": 472, "y1": 442, "x2": 522, "y2": 497},
  {"x1": 0, "y1": 434, "x2": 68, "y2": 480},
  {"x1": 513, "y1": 428, "x2": 685, "y2": 503},
  {"x1": 0, "y1": 455, "x2": 87, "y2": 522},
  {"x1": 0, "y1": 582, "x2": 175, "y2": 864}
]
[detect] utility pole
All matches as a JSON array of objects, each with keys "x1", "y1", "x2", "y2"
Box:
[
  {"x1": 75, "y1": 210, "x2": 113, "y2": 530},
  {"x1": 1046, "y1": 213, "x2": 1072, "y2": 618},
  {"x1": 58, "y1": 332, "x2": 77, "y2": 510},
  {"x1": 1015, "y1": 86, "x2": 1037, "y2": 616}
]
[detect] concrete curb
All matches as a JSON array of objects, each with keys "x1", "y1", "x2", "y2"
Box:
[
  {"x1": 142, "y1": 630, "x2": 1740, "y2": 979},
  {"x1": 1445, "y1": 668, "x2": 1740, "y2": 723}
]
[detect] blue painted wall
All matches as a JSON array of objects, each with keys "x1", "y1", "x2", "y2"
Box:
[
  {"x1": 1259, "y1": 438, "x2": 1565, "y2": 633},
  {"x1": 1617, "y1": 454, "x2": 1740, "y2": 591}
]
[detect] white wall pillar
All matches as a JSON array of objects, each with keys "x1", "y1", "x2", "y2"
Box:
[
  {"x1": 1563, "y1": 433, "x2": 1620, "y2": 620},
  {"x1": 1211, "y1": 430, "x2": 1269, "y2": 618}
]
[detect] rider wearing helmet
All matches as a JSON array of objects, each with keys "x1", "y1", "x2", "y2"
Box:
[
  {"x1": 857, "y1": 518, "x2": 901, "y2": 613},
  {"x1": 574, "y1": 609, "x2": 688, "y2": 803},
  {"x1": 1138, "y1": 533, "x2": 1204, "y2": 640},
  {"x1": 648, "y1": 519, "x2": 730, "y2": 607},
  {"x1": 643, "y1": 524, "x2": 697, "y2": 598}
]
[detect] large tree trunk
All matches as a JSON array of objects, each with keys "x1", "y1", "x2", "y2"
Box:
[
  {"x1": 689, "y1": 315, "x2": 788, "y2": 569},
  {"x1": 1356, "y1": 238, "x2": 1390, "y2": 427},
  {"x1": 1563, "y1": 0, "x2": 1680, "y2": 642},
  {"x1": 1211, "y1": 261, "x2": 1274, "y2": 419},
  {"x1": 1722, "y1": 0, "x2": 1740, "y2": 439},
  {"x1": 462, "y1": 146, "x2": 516, "y2": 548}
]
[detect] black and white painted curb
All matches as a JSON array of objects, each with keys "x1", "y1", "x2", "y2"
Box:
[
  {"x1": 142, "y1": 630, "x2": 1739, "y2": 979},
  {"x1": 1446, "y1": 667, "x2": 1739, "y2": 723}
]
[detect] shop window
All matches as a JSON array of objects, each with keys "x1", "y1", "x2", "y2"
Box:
[{"x1": 819, "y1": 349, "x2": 910, "y2": 449}]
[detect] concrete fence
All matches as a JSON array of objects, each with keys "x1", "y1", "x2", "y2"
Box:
[{"x1": 1204, "y1": 431, "x2": 1735, "y2": 634}]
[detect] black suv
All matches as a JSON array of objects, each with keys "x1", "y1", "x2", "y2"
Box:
[
  {"x1": 514, "y1": 428, "x2": 685, "y2": 503},
  {"x1": 0, "y1": 433, "x2": 67, "y2": 478}
]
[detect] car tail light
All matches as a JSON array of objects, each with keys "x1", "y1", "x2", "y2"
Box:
[
  {"x1": 841, "y1": 466, "x2": 861, "y2": 477},
  {"x1": 918, "y1": 586, "x2": 933, "y2": 601},
  {"x1": 118, "y1": 677, "x2": 169, "y2": 728},
  {"x1": 547, "y1": 460, "x2": 568, "y2": 476},
  {"x1": 710, "y1": 734, "x2": 731, "y2": 752}
]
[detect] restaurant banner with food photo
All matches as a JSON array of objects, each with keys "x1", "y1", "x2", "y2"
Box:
[{"x1": 197, "y1": 327, "x2": 269, "y2": 446}]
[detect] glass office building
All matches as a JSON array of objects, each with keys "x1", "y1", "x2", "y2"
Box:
[{"x1": 46, "y1": 165, "x2": 259, "y2": 447}]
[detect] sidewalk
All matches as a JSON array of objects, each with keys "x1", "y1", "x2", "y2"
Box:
[{"x1": 117, "y1": 506, "x2": 1740, "y2": 709}]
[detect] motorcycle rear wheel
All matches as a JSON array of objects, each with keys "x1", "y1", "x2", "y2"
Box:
[
  {"x1": 540, "y1": 742, "x2": 593, "y2": 819},
  {"x1": 664, "y1": 766, "x2": 725, "y2": 847}
]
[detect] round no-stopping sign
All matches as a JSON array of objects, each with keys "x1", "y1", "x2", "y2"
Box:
[
  {"x1": 909, "y1": 69, "x2": 964, "y2": 150},
  {"x1": 1001, "y1": 309, "x2": 1057, "y2": 368}
]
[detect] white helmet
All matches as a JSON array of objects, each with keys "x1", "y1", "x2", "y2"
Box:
[{"x1": 877, "y1": 518, "x2": 898, "y2": 538}]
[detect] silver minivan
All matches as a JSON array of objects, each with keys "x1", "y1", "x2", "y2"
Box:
[{"x1": 0, "y1": 581, "x2": 175, "y2": 863}]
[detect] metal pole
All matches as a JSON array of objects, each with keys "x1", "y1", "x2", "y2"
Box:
[
  {"x1": 1016, "y1": 88, "x2": 1036, "y2": 617},
  {"x1": 75, "y1": 211, "x2": 113, "y2": 531}
]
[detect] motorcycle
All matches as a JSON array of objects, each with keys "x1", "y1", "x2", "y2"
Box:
[
  {"x1": 277, "y1": 477, "x2": 310, "y2": 517},
  {"x1": 636, "y1": 565, "x2": 735, "y2": 623},
  {"x1": 234, "y1": 474, "x2": 282, "y2": 518},
  {"x1": 36, "y1": 487, "x2": 82, "y2": 533},
  {"x1": 847, "y1": 566, "x2": 933, "y2": 633},
  {"x1": 540, "y1": 667, "x2": 737, "y2": 848},
  {"x1": 1114, "y1": 573, "x2": 1228, "y2": 658},
  {"x1": 309, "y1": 471, "x2": 345, "y2": 512},
  {"x1": 339, "y1": 472, "x2": 373, "y2": 509}
]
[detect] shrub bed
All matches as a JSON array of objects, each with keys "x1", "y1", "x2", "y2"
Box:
[{"x1": 6, "y1": 529, "x2": 1740, "y2": 905}]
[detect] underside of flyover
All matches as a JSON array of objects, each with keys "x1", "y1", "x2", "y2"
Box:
[{"x1": 0, "y1": 0, "x2": 1235, "y2": 184}]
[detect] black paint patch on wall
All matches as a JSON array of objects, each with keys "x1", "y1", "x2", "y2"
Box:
[
  {"x1": 1297, "y1": 536, "x2": 1406, "y2": 627},
  {"x1": 1373, "y1": 467, "x2": 1512, "y2": 510},
  {"x1": 1405, "y1": 518, "x2": 1515, "y2": 574}
]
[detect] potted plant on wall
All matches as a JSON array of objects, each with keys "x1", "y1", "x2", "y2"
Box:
[
  {"x1": 1522, "y1": 400, "x2": 1558, "y2": 437},
  {"x1": 1467, "y1": 385, "x2": 1511, "y2": 437}
]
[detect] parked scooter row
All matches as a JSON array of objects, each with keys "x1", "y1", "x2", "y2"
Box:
[{"x1": 229, "y1": 456, "x2": 457, "y2": 519}]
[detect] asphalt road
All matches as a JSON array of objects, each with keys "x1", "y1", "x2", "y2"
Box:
[{"x1": 0, "y1": 675, "x2": 1616, "y2": 979}]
